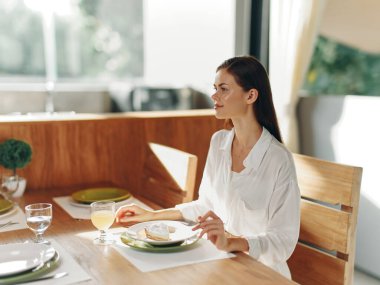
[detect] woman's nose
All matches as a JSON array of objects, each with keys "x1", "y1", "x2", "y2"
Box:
[{"x1": 211, "y1": 92, "x2": 218, "y2": 101}]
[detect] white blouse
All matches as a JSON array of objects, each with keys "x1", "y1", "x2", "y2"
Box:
[{"x1": 175, "y1": 127, "x2": 300, "y2": 279}]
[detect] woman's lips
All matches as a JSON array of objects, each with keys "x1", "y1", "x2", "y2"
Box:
[{"x1": 214, "y1": 104, "x2": 224, "y2": 109}]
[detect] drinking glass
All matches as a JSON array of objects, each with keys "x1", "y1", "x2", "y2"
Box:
[
  {"x1": 25, "y1": 203, "x2": 52, "y2": 244},
  {"x1": 90, "y1": 201, "x2": 116, "y2": 245},
  {"x1": 1, "y1": 175, "x2": 19, "y2": 201}
]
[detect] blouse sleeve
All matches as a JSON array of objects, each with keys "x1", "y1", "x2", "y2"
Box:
[
  {"x1": 246, "y1": 164, "x2": 300, "y2": 266},
  {"x1": 175, "y1": 137, "x2": 216, "y2": 222}
]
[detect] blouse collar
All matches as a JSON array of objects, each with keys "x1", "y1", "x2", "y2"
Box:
[{"x1": 219, "y1": 127, "x2": 273, "y2": 172}]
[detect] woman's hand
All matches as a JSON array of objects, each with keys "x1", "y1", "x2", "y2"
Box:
[
  {"x1": 115, "y1": 204, "x2": 154, "y2": 226},
  {"x1": 192, "y1": 211, "x2": 229, "y2": 251}
]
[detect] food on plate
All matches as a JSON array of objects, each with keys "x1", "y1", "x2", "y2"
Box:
[{"x1": 144, "y1": 222, "x2": 176, "y2": 241}]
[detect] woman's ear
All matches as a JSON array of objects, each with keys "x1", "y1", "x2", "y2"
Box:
[{"x1": 247, "y1": 89, "x2": 258, "y2": 104}]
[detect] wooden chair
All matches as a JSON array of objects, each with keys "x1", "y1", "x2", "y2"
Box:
[
  {"x1": 288, "y1": 154, "x2": 362, "y2": 285},
  {"x1": 139, "y1": 143, "x2": 198, "y2": 209}
]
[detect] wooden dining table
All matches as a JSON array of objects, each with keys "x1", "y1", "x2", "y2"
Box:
[{"x1": 2, "y1": 187, "x2": 297, "y2": 285}]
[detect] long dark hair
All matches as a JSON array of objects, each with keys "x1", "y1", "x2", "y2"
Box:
[{"x1": 216, "y1": 55, "x2": 283, "y2": 143}]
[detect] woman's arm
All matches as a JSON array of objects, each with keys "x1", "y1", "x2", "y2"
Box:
[
  {"x1": 116, "y1": 205, "x2": 183, "y2": 226},
  {"x1": 246, "y1": 179, "x2": 300, "y2": 264},
  {"x1": 153, "y1": 208, "x2": 184, "y2": 221}
]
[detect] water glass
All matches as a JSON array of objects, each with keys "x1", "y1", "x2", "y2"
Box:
[
  {"x1": 25, "y1": 203, "x2": 52, "y2": 244},
  {"x1": 90, "y1": 201, "x2": 115, "y2": 245}
]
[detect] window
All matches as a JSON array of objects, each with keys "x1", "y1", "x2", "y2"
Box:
[
  {"x1": 0, "y1": 0, "x2": 143, "y2": 82},
  {"x1": 303, "y1": 36, "x2": 380, "y2": 96},
  {"x1": 0, "y1": 0, "x2": 235, "y2": 114},
  {"x1": 0, "y1": 0, "x2": 45, "y2": 78}
]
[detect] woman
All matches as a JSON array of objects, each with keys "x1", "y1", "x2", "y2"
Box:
[{"x1": 116, "y1": 56, "x2": 300, "y2": 279}]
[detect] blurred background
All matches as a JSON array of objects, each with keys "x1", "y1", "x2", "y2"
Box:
[{"x1": 0, "y1": 0, "x2": 379, "y2": 282}]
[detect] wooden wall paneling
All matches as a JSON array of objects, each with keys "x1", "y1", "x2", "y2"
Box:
[
  {"x1": 102, "y1": 118, "x2": 147, "y2": 194},
  {"x1": 0, "y1": 118, "x2": 147, "y2": 195},
  {"x1": 0, "y1": 112, "x2": 223, "y2": 203}
]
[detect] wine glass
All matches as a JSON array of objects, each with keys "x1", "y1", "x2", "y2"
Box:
[
  {"x1": 90, "y1": 201, "x2": 116, "y2": 245},
  {"x1": 1, "y1": 175, "x2": 19, "y2": 201},
  {"x1": 25, "y1": 203, "x2": 52, "y2": 244}
]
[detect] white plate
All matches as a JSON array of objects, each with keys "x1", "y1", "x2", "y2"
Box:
[
  {"x1": 126, "y1": 220, "x2": 200, "y2": 246},
  {"x1": 0, "y1": 206, "x2": 17, "y2": 219},
  {"x1": 0, "y1": 243, "x2": 55, "y2": 277}
]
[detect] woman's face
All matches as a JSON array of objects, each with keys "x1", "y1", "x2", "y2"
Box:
[{"x1": 211, "y1": 68, "x2": 251, "y2": 120}]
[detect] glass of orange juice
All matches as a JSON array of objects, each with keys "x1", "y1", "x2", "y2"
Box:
[{"x1": 90, "y1": 201, "x2": 116, "y2": 245}]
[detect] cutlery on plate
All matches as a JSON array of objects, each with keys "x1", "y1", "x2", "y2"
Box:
[
  {"x1": 0, "y1": 221, "x2": 18, "y2": 229},
  {"x1": 16, "y1": 272, "x2": 68, "y2": 284}
]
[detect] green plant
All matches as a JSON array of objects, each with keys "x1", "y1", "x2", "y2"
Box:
[{"x1": 0, "y1": 139, "x2": 32, "y2": 176}]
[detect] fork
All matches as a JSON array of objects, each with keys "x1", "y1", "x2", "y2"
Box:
[{"x1": 0, "y1": 221, "x2": 18, "y2": 229}]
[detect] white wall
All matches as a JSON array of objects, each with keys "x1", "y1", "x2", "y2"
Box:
[{"x1": 143, "y1": 0, "x2": 235, "y2": 94}]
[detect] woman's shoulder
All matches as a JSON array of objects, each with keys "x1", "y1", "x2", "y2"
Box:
[
  {"x1": 267, "y1": 136, "x2": 294, "y2": 166},
  {"x1": 210, "y1": 128, "x2": 232, "y2": 143},
  {"x1": 206, "y1": 129, "x2": 233, "y2": 154}
]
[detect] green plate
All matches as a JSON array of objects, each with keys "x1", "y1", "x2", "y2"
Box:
[
  {"x1": 0, "y1": 199, "x2": 14, "y2": 215},
  {"x1": 0, "y1": 251, "x2": 60, "y2": 285},
  {"x1": 71, "y1": 187, "x2": 131, "y2": 204},
  {"x1": 120, "y1": 232, "x2": 200, "y2": 253}
]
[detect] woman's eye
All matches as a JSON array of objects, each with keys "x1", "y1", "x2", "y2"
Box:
[{"x1": 221, "y1": 87, "x2": 228, "y2": 92}]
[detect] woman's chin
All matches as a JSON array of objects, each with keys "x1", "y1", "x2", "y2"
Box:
[
  {"x1": 214, "y1": 113, "x2": 226, "y2": 119},
  {"x1": 214, "y1": 110, "x2": 227, "y2": 119}
]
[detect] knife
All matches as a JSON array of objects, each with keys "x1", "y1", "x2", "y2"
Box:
[{"x1": 16, "y1": 272, "x2": 68, "y2": 284}]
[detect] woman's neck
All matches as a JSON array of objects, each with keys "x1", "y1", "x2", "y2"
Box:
[{"x1": 231, "y1": 117, "x2": 262, "y2": 149}]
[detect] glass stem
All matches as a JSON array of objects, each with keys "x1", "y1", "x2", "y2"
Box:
[
  {"x1": 35, "y1": 233, "x2": 43, "y2": 243},
  {"x1": 99, "y1": 230, "x2": 107, "y2": 241}
]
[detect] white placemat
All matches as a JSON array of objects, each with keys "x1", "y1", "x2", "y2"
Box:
[
  {"x1": 53, "y1": 196, "x2": 152, "y2": 220},
  {"x1": 113, "y1": 236, "x2": 236, "y2": 272},
  {"x1": 30, "y1": 239, "x2": 91, "y2": 285},
  {"x1": 0, "y1": 206, "x2": 28, "y2": 233}
]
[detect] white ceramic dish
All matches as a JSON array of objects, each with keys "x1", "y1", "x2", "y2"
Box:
[
  {"x1": 126, "y1": 220, "x2": 200, "y2": 246},
  {"x1": 0, "y1": 206, "x2": 17, "y2": 219},
  {"x1": 0, "y1": 243, "x2": 55, "y2": 277}
]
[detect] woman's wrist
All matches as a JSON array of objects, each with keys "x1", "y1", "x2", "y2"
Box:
[{"x1": 226, "y1": 237, "x2": 249, "y2": 252}]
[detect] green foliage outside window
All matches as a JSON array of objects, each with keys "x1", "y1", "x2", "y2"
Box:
[{"x1": 303, "y1": 36, "x2": 380, "y2": 96}]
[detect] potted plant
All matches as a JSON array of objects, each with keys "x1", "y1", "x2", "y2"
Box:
[{"x1": 0, "y1": 139, "x2": 32, "y2": 197}]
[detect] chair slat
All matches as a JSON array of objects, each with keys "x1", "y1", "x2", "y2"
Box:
[
  {"x1": 288, "y1": 243, "x2": 346, "y2": 285},
  {"x1": 149, "y1": 143, "x2": 197, "y2": 192},
  {"x1": 291, "y1": 154, "x2": 362, "y2": 285},
  {"x1": 144, "y1": 148, "x2": 182, "y2": 191},
  {"x1": 140, "y1": 143, "x2": 198, "y2": 208},
  {"x1": 300, "y1": 199, "x2": 350, "y2": 253},
  {"x1": 293, "y1": 154, "x2": 357, "y2": 206}
]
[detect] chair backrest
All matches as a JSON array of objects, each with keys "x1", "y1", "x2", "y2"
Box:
[
  {"x1": 288, "y1": 154, "x2": 362, "y2": 285},
  {"x1": 140, "y1": 143, "x2": 198, "y2": 208}
]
